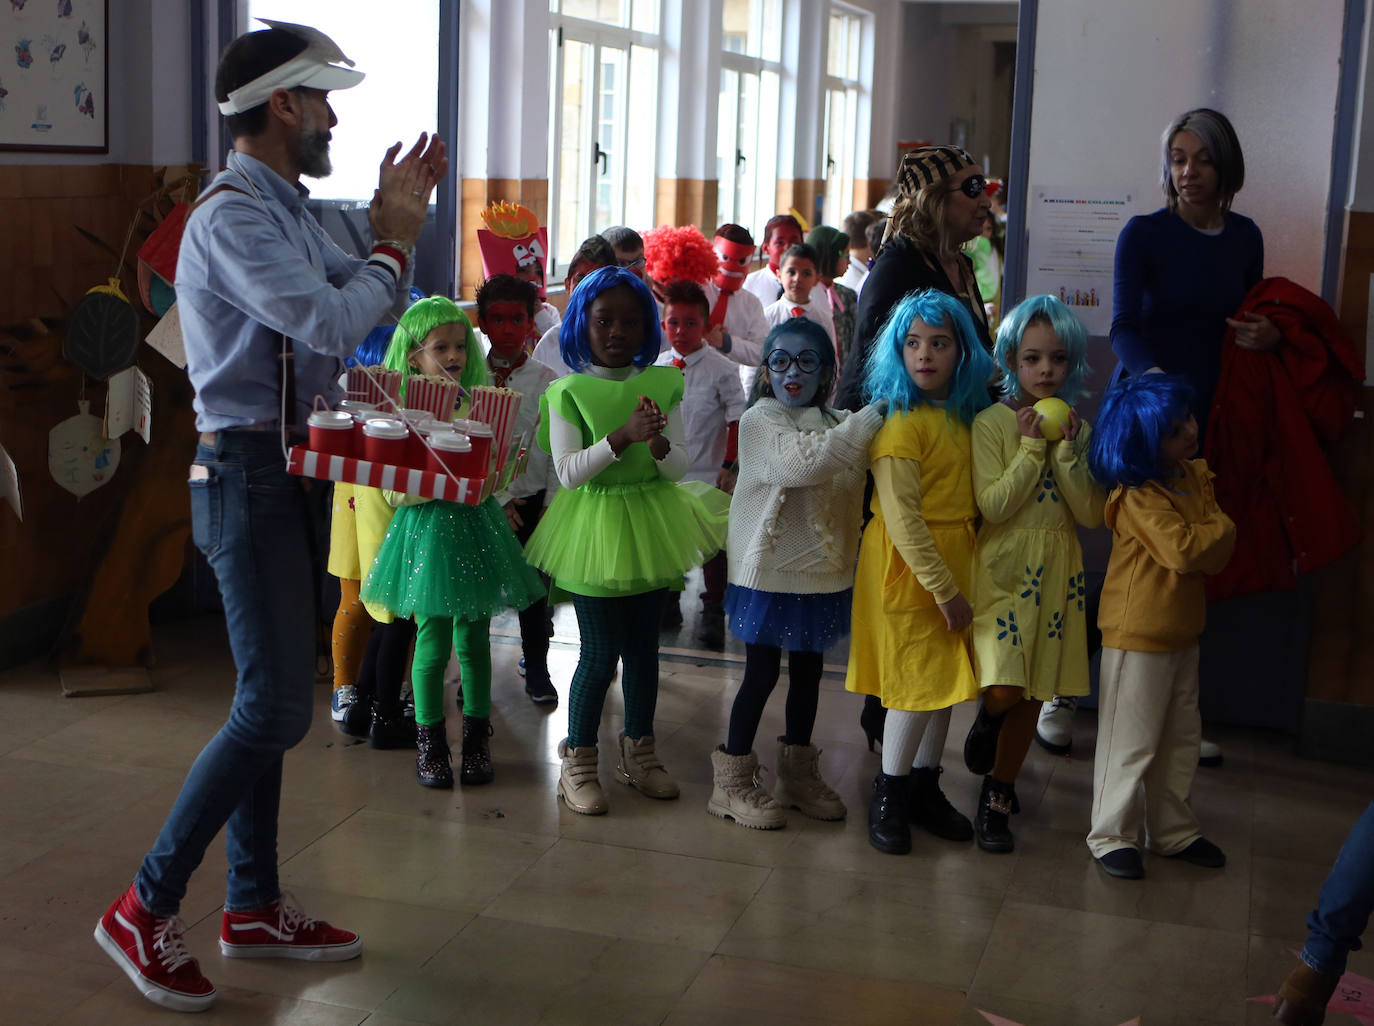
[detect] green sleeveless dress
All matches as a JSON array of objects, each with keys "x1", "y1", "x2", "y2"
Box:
[{"x1": 523, "y1": 366, "x2": 729, "y2": 598}]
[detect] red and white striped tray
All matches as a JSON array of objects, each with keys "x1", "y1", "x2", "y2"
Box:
[{"x1": 287, "y1": 446, "x2": 494, "y2": 504}]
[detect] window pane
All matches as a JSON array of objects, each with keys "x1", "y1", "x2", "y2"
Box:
[
  {"x1": 245, "y1": 0, "x2": 439, "y2": 202},
  {"x1": 722, "y1": 0, "x2": 750, "y2": 55},
  {"x1": 736, "y1": 72, "x2": 760, "y2": 231},
  {"x1": 595, "y1": 47, "x2": 628, "y2": 232},
  {"x1": 753, "y1": 70, "x2": 780, "y2": 238},
  {"x1": 827, "y1": 13, "x2": 843, "y2": 78},
  {"x1": 716, "y1": 68, "x2": 740, "y2": 227},
  {"x1": 759, "y1": 0, "x2": 782, "y2": 63},
  {"x1": 625, "y1": 46, "x2": 658, "y2": 231},
  {"x1": 563, "y1": 0, "x2": 628, "y2": 26},
  {"x1": 631, "y1": 0, "x2": 659, "y2": 34},
  {"x1": 555, "y1": 39, "x2": 596, "y2": 268},
  {"x1": 846, "y1": 16, "x2": 862, "y2": 80}
]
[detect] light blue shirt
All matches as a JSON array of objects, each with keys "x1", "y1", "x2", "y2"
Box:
[{"x1": 177, "y1": 151, "x2": 412, "y2": 432}]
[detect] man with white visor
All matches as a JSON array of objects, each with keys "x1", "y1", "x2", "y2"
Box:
[{"x1": 92, "y1": 19, "x2": 448, "y2": 1012}]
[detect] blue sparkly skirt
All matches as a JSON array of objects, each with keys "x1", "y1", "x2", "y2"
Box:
[{"x1": 724, "y1": 585, "x2": 852, "y2": 653}]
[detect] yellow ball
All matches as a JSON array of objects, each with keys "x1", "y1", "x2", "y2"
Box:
[{"x1": 1033, "y1": 397, "x2": 1072, "y2": 441}]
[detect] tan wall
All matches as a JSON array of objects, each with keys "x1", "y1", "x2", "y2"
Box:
[
  {"x1": 654, "y1": 178, "x2": 719, "y2": 232},
  {"x1": 458, "y1": 177, "x2": 550, "y2": 301},
  {"x1": 775, "y1": 179, "x2": 824, "y2": 229}
]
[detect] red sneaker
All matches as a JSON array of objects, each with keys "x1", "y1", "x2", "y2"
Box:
[
  {"x1": 93, "y1": 885, "x2": 217, "y2": 1012},
  {"x1": 219, "y1": 891, "x2": 362, "y2": 961}
]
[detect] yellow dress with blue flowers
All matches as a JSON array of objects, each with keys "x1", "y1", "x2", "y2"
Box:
[{"x1": 969, "y1": 401, "x2": 1105, "y2": 700}]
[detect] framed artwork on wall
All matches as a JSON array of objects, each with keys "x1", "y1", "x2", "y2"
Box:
[{"x1": 0, "y1": 0, "x2": 108, "y2": 153}]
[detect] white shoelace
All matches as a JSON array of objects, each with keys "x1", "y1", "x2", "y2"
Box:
[
  {"x1": 276, "y1": 891, "x2": 319, "y2": 934},
  {"x1": 152, "y1": 916, "x2": 196, "y2": 972}
]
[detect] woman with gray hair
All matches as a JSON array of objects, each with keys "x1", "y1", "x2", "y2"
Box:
[{"x1": 834, "y1": 145, "x2": 994, "y2": 411}]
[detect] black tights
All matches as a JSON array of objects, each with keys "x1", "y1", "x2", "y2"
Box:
[
  {"x1": 356, "y1": 616, "x2": 417, "y2": 717},
  {"x1": 724, "y1": 643, "x2": 825, "y2": 755}
]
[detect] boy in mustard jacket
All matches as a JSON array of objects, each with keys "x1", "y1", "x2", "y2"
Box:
[{"x1": 1085, "y1": 375, "x2": 1236, "y2": 880}]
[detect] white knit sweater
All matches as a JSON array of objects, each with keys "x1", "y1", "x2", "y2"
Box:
[{"x1": 727, "y1": 398, "x2": 885, "y2": 595}]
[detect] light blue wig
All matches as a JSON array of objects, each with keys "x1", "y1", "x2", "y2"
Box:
[
  {"x1": 862, "y1": 288, "x2": 994, "y2": 427},
  {"x1": 558, "y1": 265, "x2": 662, "y2": 372},
  {"x1": 1088, "y1": 374, "x2": 1194, "y2": 489},
  {"x1": 993, "y1": 294, "x2": 1091, "y2": 404}
]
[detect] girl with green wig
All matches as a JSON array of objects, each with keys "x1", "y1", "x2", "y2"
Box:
[{"x1": 362, "y1": 296, "x2": 545, "y2": 790}]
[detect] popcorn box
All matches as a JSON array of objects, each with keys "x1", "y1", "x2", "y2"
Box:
[
  {"x1": 469, "y1": 386, "x2": 523, "y2": 471},
  {"x1": 406, "y1": 375, "x2": 462, "y2": 423},
  {"x1": 286, "y1": 445, "x2": 495, "y2": 504},
  {"x1": 346, "y1": 365, "x2": 402, "y2": 409}
]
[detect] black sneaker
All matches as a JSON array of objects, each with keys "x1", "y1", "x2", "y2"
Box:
[
  {"x1": 339, "y1": 695, "x2": 372, "y2": 739},
  {"x1": 524, "y1": 666, "x2": 558, "y2": 705},
  {"x1": 1096, "y1": 847, "x2": 1145, "y2": 879},
  {"x1": 1166, "y1": 837, "x2": 1226, "y2": 868}
]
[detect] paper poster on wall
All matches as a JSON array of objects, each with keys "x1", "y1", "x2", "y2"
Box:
[
  {"x1": 1024, "y1": 187, "x2": 1136, "y2": 336},
  {"x1": 103, "y1": 366, "x2": 152, "y2": 442}
]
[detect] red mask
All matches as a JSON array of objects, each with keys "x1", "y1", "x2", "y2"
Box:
[{"x1": 712, "y1": 237, "x2": 755, "y2": 294}]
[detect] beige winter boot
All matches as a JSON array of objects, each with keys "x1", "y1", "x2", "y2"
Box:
[
  {"x1": 615, "y1": 732, "x2": 680, "y2": 799},
  {"x1": 774, "y1": 738, "x2": 847, "y2": 821},
  {"x1": 557, "y1": 739, "x2": 608, "y2": 815},
  {"x1": 707, "y1": 746, "x2": 786, "y2": 829}
]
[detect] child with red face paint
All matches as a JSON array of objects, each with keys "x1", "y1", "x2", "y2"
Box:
[
  {"x1": 702, "y1": 224, "x2": 771, "y2": 376},
  {"x1": 743, "y1": 213, "x2": 804, "y2": 308},
  {"x1": 653, "y1": 279, "x2": 747, "y2": 648},
  {"x1": 475, "y1": 274, "x2": 562, "y2": 705}
]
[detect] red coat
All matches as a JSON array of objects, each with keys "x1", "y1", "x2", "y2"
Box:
[{"x1": 1203, "y1": 277, "x2": 1364, "y2": 601}]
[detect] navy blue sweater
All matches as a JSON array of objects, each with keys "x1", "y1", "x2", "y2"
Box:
[{"x1": 1109, "y1": 207, "x2": 1263, "y2": 437}]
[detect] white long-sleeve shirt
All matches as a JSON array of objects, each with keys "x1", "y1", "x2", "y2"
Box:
[{"x1": 653, "y1": 345, "x2": 746, "y2": 485}]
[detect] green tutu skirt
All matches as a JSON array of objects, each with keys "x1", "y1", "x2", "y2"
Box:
[
  {"x1": 524, "y1": 478, "x2": 729, "y2": 598},
  {"x1": 362, "y1": 497, "x2": 545, "y2": 621}
]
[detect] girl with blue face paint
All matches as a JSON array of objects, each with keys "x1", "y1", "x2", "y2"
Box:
[{"x1": 707, "y1": 319, "x2": 888, "y2": 829}]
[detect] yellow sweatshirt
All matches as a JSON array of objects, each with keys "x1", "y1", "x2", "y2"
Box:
[{"x1": 1097, "y1": 458, "x2": 1236, "y2": 653}]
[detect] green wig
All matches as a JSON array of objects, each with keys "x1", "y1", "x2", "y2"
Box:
[{"x1": 381, "y1": 295, "x2": 490, "y2": 405}]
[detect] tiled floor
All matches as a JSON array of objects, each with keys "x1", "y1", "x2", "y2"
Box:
[{"x1": 2, "y1": 605, "x2": 1371, "y2": 1025}]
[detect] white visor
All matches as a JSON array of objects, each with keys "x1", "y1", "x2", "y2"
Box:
[{"x1": 217, "y1": 18, "x2": 364, "y2": 116}]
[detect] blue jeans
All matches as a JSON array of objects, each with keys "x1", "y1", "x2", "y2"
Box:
[
  {"x1": 1302, "y1": 801, "x2": 1374, "y2": 976},
  {"x1": 135, "y1": 433, "x2": 315, "y2": 914}
]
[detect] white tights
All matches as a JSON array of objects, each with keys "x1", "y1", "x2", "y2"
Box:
[{"x1": 880, "y1": 706, "x2": 951, "y2": 777}]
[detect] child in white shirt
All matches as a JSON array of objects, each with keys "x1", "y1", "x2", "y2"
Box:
[{"x1": 763, "y1": 243, "x2": 838, "y2": 357}]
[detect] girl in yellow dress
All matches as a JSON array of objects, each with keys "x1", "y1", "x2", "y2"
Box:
[
  {"x1": 962, "y1": 296, "x2": 1105, "y2": 854},
  {"x1": 846, "y1": 288, "x2": 994, "y2": 855}
]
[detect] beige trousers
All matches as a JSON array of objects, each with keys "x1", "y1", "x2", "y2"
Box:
[{"x1": 1087, "y1": 645, "x2": 1203, "y2": 859}]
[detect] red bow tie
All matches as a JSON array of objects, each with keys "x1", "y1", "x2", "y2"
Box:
[
  {"x1": 790, "y1": 306, "x2": 805, "y2": 318},
  {"x1": 671, "y1": 357, "x2": 686, "y2": 369}
]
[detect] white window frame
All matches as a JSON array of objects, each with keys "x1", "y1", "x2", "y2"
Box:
[
  {"x1": 718, "y1": 49, "x2": 784, "y2": 238},
  {"x1": 822, "y1": 3, "x2": 871, "y2": 226},
  {"x1": 547, "y1": 9, "x2": 662, "y2": 274}
]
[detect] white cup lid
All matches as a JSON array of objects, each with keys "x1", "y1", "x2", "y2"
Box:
[
  {"x1": 308, "y1": 410, "x2": 353, "y2": 429},
  {"x1": 362, "y1": 418, "x2": 408, "y2": 439},
  {"x1": 429, "y1": 432, "x2": 472, "y2": 452}
]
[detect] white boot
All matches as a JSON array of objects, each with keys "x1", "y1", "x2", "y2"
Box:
[
  {"x1": 1035, "y1": 695, "x2": 1077, "y2": 754},
  {"x1": 707, "y1": 747, "x2": 785, "y2": 829},
  {"x1": 615, "y1": 732, "x2": 680, "y2": 799},
  {"x1": 774, "y1": 738, "x2": 846, "y2": 821},
  {"x1": 557, "y1": 740, "x2": 607, "y2": 815}
]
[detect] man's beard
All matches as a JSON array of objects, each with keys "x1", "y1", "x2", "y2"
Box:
[{"x1": 298, "y1": 130, "x2": 332, "y2": 179}]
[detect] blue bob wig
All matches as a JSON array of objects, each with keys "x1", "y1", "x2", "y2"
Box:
[
  {"x1": 746, "y1": 317, "x2": 838, "y2": 411},
  {"x1": 994, "y1": 294, "x2": 1091, "y2": 404},
  {"x1": 558, "y1": 265, "x2": 662, "y2": 372},
  {"x1": 862, "y1": 288, "x2": 994, "y2": 427},
  {"x1": 1088, "y1": 374, "x2": 1195, "y2": 489}
]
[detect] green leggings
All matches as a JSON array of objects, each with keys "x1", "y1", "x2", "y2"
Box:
[{"x1": 411, "y1": 615, "x2": 492, "y2": 725}]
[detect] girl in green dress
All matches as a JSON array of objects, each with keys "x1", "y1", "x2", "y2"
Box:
[
  {"x1": 362, "y1": 297, "x2": 545, "y2": 790},
  {"x1": 524, "y1": 267, "x2": 728, "y2": 815}
]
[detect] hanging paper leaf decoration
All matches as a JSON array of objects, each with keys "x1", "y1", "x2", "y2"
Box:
[
  {"x1": 64, "y1": 277, "x2": 140, "y2": 381},
  {"x1": 48, "y1": 399, "x2": 121, "y2": 499}
]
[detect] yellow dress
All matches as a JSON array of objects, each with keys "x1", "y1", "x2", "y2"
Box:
[
  {"x1": 326, "y1": 482, "x2": 399, "y2": 624},
  {"x1": 968, "y1": 403, "x2": 1106, "y2": 700},
  {"x1": 846, "y1": 404, "x2": 979, "y2": 711}
]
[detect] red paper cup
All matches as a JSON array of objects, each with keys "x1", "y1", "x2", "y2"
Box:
[
  {"x1": 308, "y1": 410, "x2": 355, "y2": 457},
  {"x1": 464, "y1": 423, "x2": 494, "y2": 475},
  {"x1": 362, "y1": 418, "x2": 408, "y2": 464},
  {"x1": 427, "y1": 431, "x2": 476, "y2": 476}
]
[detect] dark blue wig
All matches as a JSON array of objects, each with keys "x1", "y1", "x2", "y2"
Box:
[
  {"x1": 746, "y1": 318, "x2": 838, "y2": 411},
  {"x1": 1088, "y1": 374, "x2": 1195, "y2": 489},
  {"x1": 862, "y1": 288, "x2": 994, "y2": 426},
  {"x1": 558, "y1": 265, "x2": 662, "y2": 372}
]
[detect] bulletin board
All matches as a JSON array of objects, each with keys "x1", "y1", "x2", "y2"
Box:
[{"x1": 0, "y1": 0, "x2": 107, "y2": 153}]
